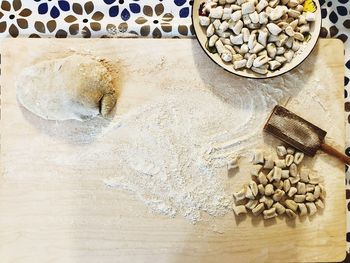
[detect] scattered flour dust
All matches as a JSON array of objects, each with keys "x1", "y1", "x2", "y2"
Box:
[{"x1": 100, "y1": 86, "x2": 280, "y2": 224}]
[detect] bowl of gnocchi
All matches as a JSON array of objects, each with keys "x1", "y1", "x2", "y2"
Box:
[{"x1": 192, "y1": 0, "x2": 321, "y2": 78}]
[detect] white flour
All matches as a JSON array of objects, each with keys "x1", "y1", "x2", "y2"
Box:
[{"x1": 99, "y1": 84, "x2": 288, "y2": 223}]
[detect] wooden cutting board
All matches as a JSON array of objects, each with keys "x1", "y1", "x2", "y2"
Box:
[{"x1": 0, "y1": 39, "x2": 346, "y2": 263}]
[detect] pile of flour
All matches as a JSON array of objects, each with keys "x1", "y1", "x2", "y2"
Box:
[{"x1": 98, "y1": 85, "x2": 284, "y2": 223}]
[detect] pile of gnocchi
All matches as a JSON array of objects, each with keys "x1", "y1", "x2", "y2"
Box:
[
  {"x1": 198, "y1": 0, "x2": 316, "y2": 75},
  {"x1": 231, "y1": 145, "x2": 326, "y2": 220}
]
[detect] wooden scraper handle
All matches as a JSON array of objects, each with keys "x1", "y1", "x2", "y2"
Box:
[{"x1": 320, "y1": 143, "x2": 350, "y2": 165}]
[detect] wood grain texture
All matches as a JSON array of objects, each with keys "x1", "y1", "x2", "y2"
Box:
[{"x1": 0, "y1": 39, "x2": 346, "y2": 263}]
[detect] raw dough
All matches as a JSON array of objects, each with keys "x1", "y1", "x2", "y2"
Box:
[{"x1": 16, "y1": 54, "x2": 119, "y2": 121}]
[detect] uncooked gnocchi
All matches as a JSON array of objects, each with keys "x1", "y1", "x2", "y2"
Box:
[
  {"x1": 233, "y1": 145, "x2": 325, "y2": 220},
  {"x1": 199, "y1": 0, "x2": 316, "y2": 74}
]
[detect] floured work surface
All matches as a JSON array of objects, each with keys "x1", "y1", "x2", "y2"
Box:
[{"x1": 0, "y1": 39, "x2": 346, "y2": 262}]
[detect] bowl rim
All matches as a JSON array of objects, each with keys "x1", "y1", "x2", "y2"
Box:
[{"x1": 191, "y1": 0, "x2": 322, "y2": 79}]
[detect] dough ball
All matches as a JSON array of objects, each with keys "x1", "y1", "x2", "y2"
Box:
[{"x1": 16, "y1": 54, "x2": 119, "y2": 121}]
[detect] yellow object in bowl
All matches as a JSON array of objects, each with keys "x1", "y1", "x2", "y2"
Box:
[{"x1": 303, "y1": 0, "x2": 317, "y2": 13}]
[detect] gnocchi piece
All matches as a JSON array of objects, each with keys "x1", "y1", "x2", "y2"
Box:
[
  {"x1": 210, "y1": 6, "x2": 224, "y2": 19},
  {"x1": 241, "y1": 1, "x2": 255, "y2": 15},
  {"x1": 213, "y1": 19, "x2": 221, "y2": 30},
  {"x1": 313, "y1": 185, "x2": 321, "y2": 199},
  {"x1": 221, "y1": 51, "x2": 233, "y2": 62},
  {"x1": 246, "y1": 199, "x2": 259, "y2": 210},
  {"x1": 263, "y1": 207, "x2": 278, "y2": 219},
  {"x1": 234, "y1": 59, "x2": 247, "y2": 69},
  {"x1": 258, "y1": 184, "x2": 265, "y2": 195},
  {"x1": 294, "y1": 194, "x2": 306, "y2": 203},
  {"x1": 306, "y1": 184, "x2": 315, "y2": 193},
  {"x1": 260, "y1": 196, "x2": 274, "y2": 208},
  {"x1": 285, "y1": 199, "x2": 298, "y2": 212},
  {"x1": 219, "y1": 21, "x2": 230, "y2": 32},
  {"x1": 242, "y1": 27, "x2": 250, "y2": 42},
  {"x1": 253, "y1": 55, "x2": 270, "y2": 68},
  {"x1": 285, "y1": 25, "x2": 295, "y2": 36},
  {"x1": 199, "y1": 16, "x2": 211, "y2": 26},
  {"x1": 233, "y1": 205, "x2": 248, "y2": 216},
  {"x1": 281, "y1": 170, "x2": 290, "y2": 179},
  {"x1": 267, "y1": 23, "x2": 282, "y2": 35},
  {"x1": 266, "y1": 168, "x2": 274, "y2": 182},
  {"x1": 259, "y1": 11, "x2": 269, "y2": 24},
  {"x1": 315, "y1": 199, "x2": 325, "y2": 210},
  {"x1": 273, "y1": 202, "x2": 286, "y2": 214},
  {"x1": 250, "y1": 43, "x2": 265, "y2": 54},
  {"x1": 267, "y1": 43, "x2": 277, "y2": 58},
  {"x1": 253, "y1": 150, "x2": 265, "y2": 164},
  {"x1": 273, "y1": 180, "x2": 284, "y2": 190},
  {"x1": 206, "y1": 24, "x2": 215, "y2": 37},
  {"x1": 287, "y1": 147, "x2": 295, "y2": 154},
  {"x1": 306, "y1": 202, "x2": 317, "y2": 215},
  {"x1": 215, "y1": 39, "x2": 226, "y2": 54},
  {"x1": 275, "y1": 159, "x2": 287, "y2": 169},
  {"x1": 246, "y1": 53, "x2": 257, "y2": 68},
  {"x1": 287, "y1": 187, "x2": 297, "y2": 197},
  {"x1": 305, "y1": 192, "x2": 315, "y2": 202},
  {"x1": 233, "y1": 20, "x2": 244, "y2": 34},
  {"x1": 285, "y1": 154, "x2": 294, "y2": 166},
  {"x1": 276, "y1": 145, "x2": 287, "y2": 157},
  {"x1": 252, "y1": 203, "x2": 265, "y2": 216},
  {"x1": 264, "y1": 157, "x2": 275, "y2": 169},
  {"x1": 208, "y1": 35, "x2": 219, "y2": 47},
  {"x1": 299, "y1": 168, "x2": 310, "y2": 183},
  {"x1": 249, "y1": 11, "x2": 260, "y2": 24},
  {"x1": 289, "y1": 163, "x2": 298, "y2": 177},
  {"x1": 272, "y1": 166, "x2": 282, "y2": 182},
  {"x1": 233, "y1": 187, "x2": 247, "y2": 202},
  {"x1": 298, "y1": 203, "x2": 308, "y2": 216},
  {"x1": 297, "y1": 182, "x2": 306, "y2": 195},
  {"x1": 283, "y1": 179, "x2": 291, "y2": 192},
  {"x1": 258, "y1": 30, "x2": 268, "y2": 46},
  {"x1": 265, "y1": 184, "x2": 274, "y2": 196},
  {"x1": 258, "y1": 172, "x2": 268, "y2": 185},
  {"x1": 231, "y1": 10, "x2": 242, "y2": 21},
  {"x1": 287, "y1": 9, "x2": 300, "y2": 18},
  {"x1": 249, "y1": 180, "x2": 259, "y2": 197},
  {"x1": 230, "y1": 34, "x2": 244, "y2": 45},
  {"x1": 294, "y1": 152, "x2": 304, "y2": 164},
  {"x1": 256, "y1": 0, "x2": 268, "y2": 13},
  {"x1": 289, "y1": 175, "x2": 300, "y2": 185},
  {"x1": 251, "y1": 65, "x2": 268, "y2": 75},
  {"x1": 285, "y1": 209, "x2": 297, "y2": 219},
  {"x1": 245, "y1": 186, "x2": 256, "y2": 200},
  {"x1": 273, "y1": 189, "x2": 285, "y2": 202}
]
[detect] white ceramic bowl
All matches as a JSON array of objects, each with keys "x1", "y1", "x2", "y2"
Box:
[{"x1": 192, "y1": 0, "x2": 321, "y2": 79}]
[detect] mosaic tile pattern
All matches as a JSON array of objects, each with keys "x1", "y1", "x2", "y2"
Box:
[
  {"x1": 0, "y1": 0, "x2": 350, "y2": 259},
  {"x1": 0, "y1": 0, "x2": 195, "y2": 38}
]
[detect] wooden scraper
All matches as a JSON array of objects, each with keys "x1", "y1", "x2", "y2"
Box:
[{"x1": 264, "y1": 105, "x2": 350, "y2": 165}]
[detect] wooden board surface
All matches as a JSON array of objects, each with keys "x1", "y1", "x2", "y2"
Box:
[{"x1": 0, "y1": 39, "x2": 346, "y2": 263}]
